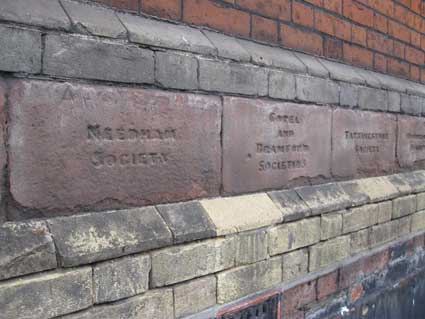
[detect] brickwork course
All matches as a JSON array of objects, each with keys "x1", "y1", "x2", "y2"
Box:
[
  {"x1": 85, "y1": 0, "x2": 425, "y2": 83},
  {"x1": 1, "y1": 0, "x2": 425, "y2": 318}
]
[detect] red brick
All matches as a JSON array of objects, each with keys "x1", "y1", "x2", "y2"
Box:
[
  {"x1": 367, "y1": 31, "x2": 393, "y2": 55},
  {"x1": 394, "y1": 3, "x2": 408, "y2": 24},
  {"x1": 281, "y1": 24, "x2": 324, "y2": 55},
  {"x1": 343, "y1": 0, "x2": 373, "y2": 27},
  {"x1": 374, "y1": 12, "x2": 388, "y2": 33},
  {"x1": 421, "y1": 35, "x2": 425, "y2": 51},
  {"x1": 374, "y1": 53, "x2": 387, "y2": 72},
  {"x1": 236, "y1": 0, "x2": 291, "y2": 20},
  {"x1": 305, "y1": 0, "x2": 322, "y2": 6},
  {"x1": 406, "y1": 45, "x2": 424, "y2": 64},
  {"x1": 324, "y1": 0, "x2": 342, "y2": 13},
  {"x1": 317, "y1": 271, "x2": 339, "y2": 300},
  {"x1": 8, "y1": 80, "x2": 222, "y2": 213},
  {"x1": 352, "y1": 24, "x2": 367, "y2": 46},
  {"x1": 368, "y1": 0, "x2": 393, "y2": 16},
  {"x1": 142, "y1": 0, "x2": 181, "y2": 20},
  {"x1": 411, "y1": 65, "x2": 420, "y2": 81},
  {"x1": 412, "y1": 0, "x2": 421, "y2": 13},
  {"x1": 389, "y1": 20, "x2": 411, "y2": 42},
  {"x1": 393, "y1": 41, "x2": 406, "y2": 59},
  {"x1": 411, "y1": 31, "x2": 421, "y2": 47},
  {"x1": 293, "y1": 1, "x2": 314, "y2": 28},
  {"x1": 350, "y1": 283, "x2": 364, "y2": 303},
  {"x1": 315, "y1": 11, "x2": 350, "y2": 40},
  {"x1": 324, "y1": 37, "x2": 343, "y2": 59},
  {"x1": 110, "y1": 0, "x2": 138, "y2": 11},
  {"x1": 251, "y1": 15, "x2": 278, "y2": 43},
  {"x1": 343, "y1": 43, "x2": 373, "y2": 68},
  {"x1": 335, "y1": 17, "x2": 351, "y2": 40},
  {"x1": 283, "y1": 281, "x2": 317, "y2": 315},
  {"x1": 184, "y1": 0, "x2": 250, "y2": 36},
  {"x1": 398, "y1": 0, "x2": 411, "y2": 7}
]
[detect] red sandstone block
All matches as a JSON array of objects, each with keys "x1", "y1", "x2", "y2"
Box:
[
  {"x1": 332, "y1": 109, "x2": 397, "y2": 178},
  {"x1": 184, "y1": 0, "x2": 250, "y2": 36},
  {"x1": 142, "y1": 0, "x2": 181, "y2": 20},
  {"x1": 251, "y1": 15, "x2": 278, "y2": 43},
  {"x1": 317, "y1": 271, "x2": 339, "y2": 300},
  {"x1": 236, "y1": 0, "x2": 291, "y2": 20},
  {"x1": 283, "y1": 281, "x2": 317, "y2": 315},
  {"x1": 397, "y1": 115, "x2": 425, "y2": 168},
  {"x1": 223, "y1": 97, "x2": 331, "y2": 194},
  {"x1": 293, "y1": 1, "x2": 314, "y2": 28},
  {"x1": 280, "y1": 24, "x2": 324, "y2": 55},
  {"x1": 8, "y1": 80, "x2": 222, "y2": 213}
]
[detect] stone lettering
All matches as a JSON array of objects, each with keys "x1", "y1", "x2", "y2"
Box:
[{"x1": 398, "y1": 115, "x2": 425, "y2": 168}]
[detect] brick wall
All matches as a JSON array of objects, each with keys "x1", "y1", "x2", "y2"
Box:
[{"x1": 90, "y1": 0, "x2": 425, "y2": 83}]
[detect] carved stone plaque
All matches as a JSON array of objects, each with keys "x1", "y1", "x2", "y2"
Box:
[
  {"x1": 8, "y1": 80, "x2": 222, "y2": 213},
  {"x1": 223, "y1": 97, "x2": 331, "y2": 194},
  {"x1": 397, "y1": 115, "x2": 425, "y2": 168},
  {"x1": 332, "y1": 109, "x2": 397, "y2": 178}
]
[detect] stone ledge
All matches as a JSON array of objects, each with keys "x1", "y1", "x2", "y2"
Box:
[
  {"x1": 1, "y1": 171, "x2": 424, "y2": 282},
  {"x1": 0, "y1": 0, "x2": 424, "y2": 116}
]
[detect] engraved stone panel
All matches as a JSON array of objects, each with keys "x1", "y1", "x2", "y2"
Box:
[
  {"x1": 397, "y1": 115, "x2": 425, "y2": 168},
  {"x1": 9, "y1": 80, "x2": 221, "y2": 213},
  {"x1": 223, "y1": 97, "x2": 331, "y2": 194},
  {"x1": 332, "y1": 109, "x2": 397, "y2": 178}
]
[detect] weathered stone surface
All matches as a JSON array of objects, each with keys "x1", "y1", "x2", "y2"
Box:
[
  {"x1": 332, "y1": 109, "x2": 397, "y2": 178},
  {"x1": 282, "y1": 249, "x2": 308, "y2": 281},
  {"x1": 174, "y1": 276, "x2": 217, "y2": 318},
  {"x1": 0, "y1": 79, "x2": 6, "y2": 221},
  {"x1": 44, "y1": 34, "x2": 154, "y2": 84},
  {"x1": 94, "y1": 254, "x2": 150, "y2": 303},
  {"x1": 397, "y1": 115, "x2": 425, "y2": 168},
  {"x1": 392, "y1": 195, "x2": 416, "y2": 219},
  {"x1": 203, "y1": 31, "x2": 250, "y2": 61},
  {"x1": 9, "y1": 80, "x2": 221, "y2": 211},
  {"x1": 151, "y1": 238, "x2": 234, "y2": 287},
  {"x1": 402, "y1": 170, "x2": 425, "y2": 193},
  {"x1": 351, "y1": 228, "x2": 370, "y2": 254},
  {"x1": 388, "y1": 91, "x2": 401, "y2": 112},
  {"x1": 0, "y1": 221, "x2": 56, "y2": 281},
  {"x1": 320, "y1": 60, "x2": 365, "y2": 84},
  {"x1": 223, "y1": 97, "x2": 331, "y2": 193},
  {"x1": 0, "y1": 0, "x2": 70, "y2": 30},
  {"x1": 61, "y1": 0, "x2": 126, "y2": 38},
  {"x1": 387, "y1": 173, "x2": 413, "y2": 195},
  {"x1": 240, "y1": 40, "x2": 306, "y2": 72},
  {"x1": 342, "y1": 204, "x2": 379, "y2": 234},
  {"x1": 309, "y1": 236, "x2": 351, "y2": 271},
  {"x1": 217, "y1": 258, "x2": 282, "y2": 304},
  {"x1": 417, "y1": 193, "x2": 425, "y2": 211},
  {"x1": 0, "y1": 268, "x2": 92, "y2": 319},
  {"x1": 354, "y1": 176, "x2": 400, "y2": 202},
  {"x1": 200, "y1": 194, "x2": 282, "y2": 235},
  {"x1": 358, "y1": 87, "x2": 388, "y2": 111},
  {"x1": 0, "y1": 25, "x2": 42, "y2": 73},
  {"x1": 155, "y1": 51, "x2": 198, "y2": 90},
  {"x1": 370, "y1": 218, "x2": 411, "y2": 247},
  {"x1": 378, "y1": 201, "x2": 393, "y2": 223},
  {"x1": 412, "y1": 210, "x2": 425, "y2": 233},
  {"x1": 295, "y1": 183, "x2": 351, "y2": 215},
  {"x1": 119, "y1": 13, "x2": 214, "y2": 55},
  {"x1": 339, "y1": 83, "x2": 358, "y2": 107},
  {"x1": 268, "y1": 189, "x2": 311, "y2": 222},
  {"x1": 321, "y1": 213, "x2": 343, "y2": 240},
  {"x1": 401, "y1": 94, "x2": 424, "y2": 115},
  {"x1": 199, "y1": 59, "x2": 268, "y2": 95},
  {"x1": 235, "y1": 229, "x2": 268, "y2": 265},
  {"x1": 48, "y1": 207, "x2": 171, "y2": 267},
  {"x1": 268, "y1": 218, "x2": 321, "y2": 255},
  {"x1": 296, "y1": 76, "x2": 340, "y2": 104},
  {"x1": 354, "y1": 68, "x2": 382, "y2": 88},
  {"x1": 61, "y1": 288, "x2": 173, "y2": 319},
  {"x1": 157, "y1": 201, "x2": 215, "y2": 244},
  {"x1": 294, "y1": 53, "x2": 329, "y2": 78},
  {"x1": 338, "y1": 180, "x2": 370, "y2": 206},
  {"x1": 269, "y1": 69, "x2": 296, "y2": 100}
]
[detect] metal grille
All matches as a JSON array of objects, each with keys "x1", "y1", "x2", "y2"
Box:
[{"x1": 218, "y1": 294, "x2": 279, "y2": 319}]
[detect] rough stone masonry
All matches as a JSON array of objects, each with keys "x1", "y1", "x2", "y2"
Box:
[{"x1": 1, "y1": 0, "x2": 425, "y2": 319}]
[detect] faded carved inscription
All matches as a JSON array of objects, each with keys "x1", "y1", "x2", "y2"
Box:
[
  {"x1": 256, "y1": 113, "x2": 308, "y2": 171},
  {"x1": 86, "y1": 124, "x2": 177, "y2": 168},
  {"x1": 344, "y1": 131, "x2": 389, "y2": 154}
]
